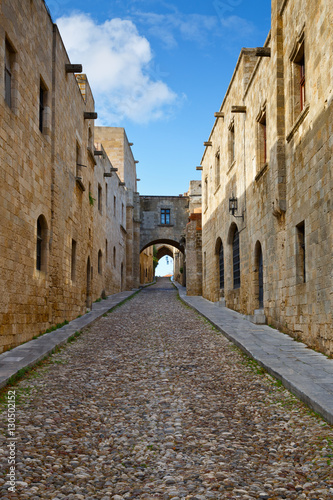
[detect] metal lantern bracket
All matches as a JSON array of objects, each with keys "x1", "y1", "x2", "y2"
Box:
[{"x1": 229, "y1": 195, "x2": 244, "y2": 220}]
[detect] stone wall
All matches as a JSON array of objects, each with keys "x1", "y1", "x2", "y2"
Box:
[
  {"x1": 201, "y1": 0, "x2": 333, "y2": 354},
  {"x1": 139, "y1": 195, "x2": 189, "y2": 253},
  {"x1": 0, "y1": 0, "x2": 140, "y2": 352}
]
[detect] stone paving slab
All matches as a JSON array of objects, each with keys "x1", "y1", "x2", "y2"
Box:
[
  {"x1": 0, "y1": 289, "x2": 139, "y2": 389},
  {"x1": 174, "y1": 282, "x2": 333, "y2": 425}
]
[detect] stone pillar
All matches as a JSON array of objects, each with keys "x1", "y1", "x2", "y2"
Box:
[{"x1": 185, "y1": 213, "x2": 202, "y2": 296}]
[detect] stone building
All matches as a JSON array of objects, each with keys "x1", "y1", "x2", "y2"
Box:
[
  {"x1": 184, "y1": 181, "x2": 202, "y2": 296},
  {"x1": 201, "y1": 0, "x2": 333, "y2": 354},
  {"x1": 0, "y1": 0, "x2": 139, "y2": 352},
  {"x1": 140, "y1": 245, "x2": 154, "y2": 284}
]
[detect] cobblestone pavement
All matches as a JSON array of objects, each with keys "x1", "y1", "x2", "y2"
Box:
[{"x1": 1, "y1": 278, "x2": 333, "y2": 500}]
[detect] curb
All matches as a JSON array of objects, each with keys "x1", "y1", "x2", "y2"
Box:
[
  {"x1": 0, "y1": 289, "x2": 140, "y2": 389},
  {"x1": 174, "y1": 282, "x2": 333, "y2": 426}
]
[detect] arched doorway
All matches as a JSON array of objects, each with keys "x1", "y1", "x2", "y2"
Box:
[{"x1": 86, "y1": 257, "x2": 91, "y2": 309}]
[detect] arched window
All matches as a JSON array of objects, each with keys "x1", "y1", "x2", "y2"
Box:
[
  {"x1": 233, "y1": 228, "x2": 240, "y2": 289},
  {"x1": 219, "y1": 242, "x2": 224, "y2": 289},
  {"x1": 98, "y1": 250, "x2": 102, "y2": 275},
  {"x1": 255, "y1": 241, "x2": 264, "y2": 309},
  {"x1": 36, "y1": 215, "x2": 48, "y2": 272}
]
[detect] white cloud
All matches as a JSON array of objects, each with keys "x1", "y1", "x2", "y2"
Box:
[
  {"x1": 56, "y1": 13, "x2": 180, "y2": 124},
  {"x1": 132, "y1": 11, "x2": 220, "y2": 49}
]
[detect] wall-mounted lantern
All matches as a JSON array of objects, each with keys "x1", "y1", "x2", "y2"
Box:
[{"x1": 229, "y1": 195, "x2": 244, "y2": 219}]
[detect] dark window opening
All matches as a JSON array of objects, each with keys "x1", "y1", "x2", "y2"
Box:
[
  {"x1": 71, "y1": 239, "x2": 77, "y2": 281},
  {"x1": 98, "y1": 184, "x2": 102, "y2": 213},
  {"x1": 98, "y1": 250, "x2": 102, "y2": 275},
  {"x1": 296, "y1": 221, "x2": 306, "y2": 283},
  {"x1": 39, "y1": 85, "x2": 45, "y2": 132},
  {"x1": 5, "y1": 40, "x2": 14, "y2": 108}
]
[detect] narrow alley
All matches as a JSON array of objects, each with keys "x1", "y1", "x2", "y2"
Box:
[{"x1": 1, "y1": 279, "x2": 333, "y2": 500}]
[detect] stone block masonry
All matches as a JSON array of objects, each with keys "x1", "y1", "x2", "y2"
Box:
[
  {"x1": 0, "y1": 0, "x2": 139, "y2": 352},
  {"x1": 200, "y1": 0, "x2": 333, "y2": 355}
]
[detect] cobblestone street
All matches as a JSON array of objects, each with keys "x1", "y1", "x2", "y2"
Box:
[{"x1": 1, "y1": 278, "x2": 333, "y2": 500}]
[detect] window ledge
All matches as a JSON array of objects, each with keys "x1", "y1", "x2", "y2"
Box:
[
  {"x1": 286, "y1": 103, "x2": 310, "y2": 143},
  {"x1": 227, "y1": 160, "x2": 236, "y2": 175},
  {"x1": 76, "y1": 177, "x2": 86, "y2": 192},
  {"x1": 255, "y1": 162, "x2": 268, "y2": 182},
  {"x1": 158, "y1": 224, "x2": 174, "y2": 227}
]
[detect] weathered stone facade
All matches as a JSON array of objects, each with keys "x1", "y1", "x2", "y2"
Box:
[
  {"x1": 140, "y1": 245, "x2": 154, "y2": 284},
  {"x1": 0, "y1": 0, "x2": 139, "y2": 352},
  {"x1": 201, "y1": 0, "x2": 333, "y2": 354},
  {"x1": 139, "y1": 195, "x2": 189, "y2": 253},
  {"x1": 184, "y1": 181, "x2": 202, "y2": 296}
]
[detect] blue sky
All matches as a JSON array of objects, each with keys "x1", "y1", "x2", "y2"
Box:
[{"x1": 46, "y1": 0, "x2": 271, "y2": 196}]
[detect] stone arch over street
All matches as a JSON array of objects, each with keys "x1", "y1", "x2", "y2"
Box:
[{"x1": 139, "y1": 195, "x2": 189, "y2": 254}]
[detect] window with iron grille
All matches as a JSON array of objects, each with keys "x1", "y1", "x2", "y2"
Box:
[
  {"x1": 36, "y1": 219, "x2": 42, "y2": 271},
  {"x1": 71, "y1": 240, "x2": 77, "y2": 281},
  {"x1": 233, "y1": 228, "x2": 240, "y2": 289},
  {"x1": 161, "y1": 208, "x2": 170, "y2": 225},
  {"x1": 219, "y1": 243, "x2": 224, "y2": 289}
]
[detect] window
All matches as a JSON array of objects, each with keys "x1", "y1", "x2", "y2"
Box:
[
  {"x1": 122, "y1": 203, "x2": 124, "y2": 225},
  {"x1": 98, "y1": 250, "x2": 102, "y2": 274},
  {"x1": 88, "y1": 126, "x2": 93, "y2": 150},
  {"x1": 114, "y1": 196, "x2": 116, "y2": 216},
  {"x1": 105, "y1": 183, "x2": 108, "y2": 207},
  {"x1": 113, "y1": 246, "x2": 116, "y2": 268},
  {"x1": 71, "y1": 240, "x2": 77, "y2": 281},
  {"x1": 5, "y1": 39, "x2": 14, "y2": 108},
  {"x1": 105, "y1": 239, "x2": 108, "y2": 263},
  {"x1": 76, "y1": 142, "x2": 82, "y2": 178},
  {"x1": 290, "y1": 34, "x2": 306, "y2": 121},
  {"x1": 36, "y1": 215, "x2": 48, "y2": 272},
  {"x1": 161, "y1": 208, "x2": 170, "y2": 225},
  {"x1": 36, "y1": 219, "x2": 42, "y2": 271},
  {"x1": 215, "y1": 150, "x2": 220, "y2": 189},
  {"x1": 233, "y1": 228, "x2": 240, "y2": 289},
  {"x1": 39, "y1": 80, "x2": 48, "y2": 133},
  {"x1": 296, "y1": 221, "x2": 306, "y2": 283},
  {"x1": 219, "y1": 242, "x2": 224, "y2": 290},
  {"x1": 257, "y1": 105, "x2": 267, "y2": 170},
  {"x1": 98, "y1": 184, "x2": 102, "y2": 213},
  {"x1": 204, "y1": 176, "x2": 208, "y2": 210},
  {"x1": 229, "y1": 121, "x2": 235, "y2": 165}
]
